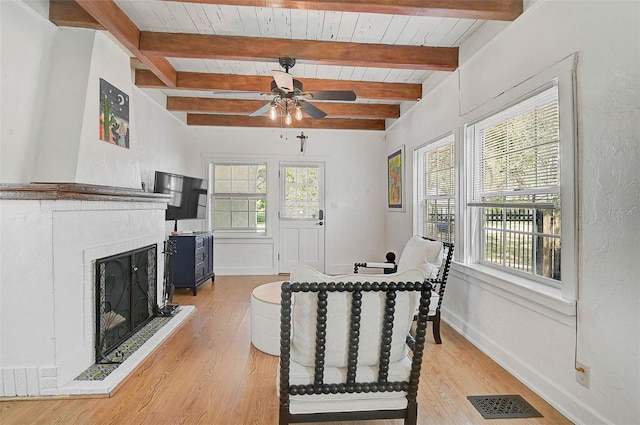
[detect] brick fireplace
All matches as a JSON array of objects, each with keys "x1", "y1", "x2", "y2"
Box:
[
  {"x1": 0, "y1": 18, "x2": 198, "y2": 398},
  {"x1": 0, "y1": 183, "x2": 192, "y2": 397}
]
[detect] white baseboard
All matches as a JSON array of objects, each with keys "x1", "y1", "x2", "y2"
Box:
[{"x1": 214, "y1": 267, "x2": 278, "y2": 276}]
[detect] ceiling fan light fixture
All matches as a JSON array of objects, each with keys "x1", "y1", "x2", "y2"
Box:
[{"x1": 251, "y1": 57, "x2": 357, "y2": 122}]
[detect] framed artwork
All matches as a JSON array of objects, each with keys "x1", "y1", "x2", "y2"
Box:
[
  {"x1": 387, "y1": 145, "x2": 404, "y2": 211},
  {"x1": 99, "y1": 78, "x2": 130, "y2": 148}
]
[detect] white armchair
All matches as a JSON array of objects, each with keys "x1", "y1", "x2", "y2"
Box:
[
  {"x1": 278, "y1": 266, "x2": 432, "y2": 425},
  {"x1": 354, "y1": 236, "x2": 454, "y2": 344}
]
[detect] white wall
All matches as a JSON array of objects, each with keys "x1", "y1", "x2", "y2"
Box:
[
  {"x1": 134, "y1": 88, "x2": 192, "y2": 191},
  {"x1": 29, "y1": 28, "x2": 143, "y2": 188},
  {"x1": 385, "y1": 1, "x2": 640, "y2": 424},
  {"x1": 186, "y1": 126, "x2": 388, "y2": 275},
  {"x1": 0, "y1": 1, "x2": 56, "y2": 182},
  {"x1": 74, "y1": 30, "x2": 142, "y2": 188},
  {"x1": 1, "y1": 2, "x2": 172, "y2": 189},
  {"x1": 0, "y1": 0, "x2": 190, "y2": 189}
]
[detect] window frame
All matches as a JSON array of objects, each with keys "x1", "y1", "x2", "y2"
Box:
[
  {"x1": 413, "y1": 133, "x2": 455, "y2": 243},
  {"x1": 208, "y1": 161, "x2": 268, "y2": 234},
  {"x1": 460, "y1": 53, "x2": 578, "y2": 301},
  {"x1": 465, "y1": 84, "x2": 562, "y2": 287}
]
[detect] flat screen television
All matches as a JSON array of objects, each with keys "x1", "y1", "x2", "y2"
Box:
[{"x1": 153, "y1": 171, "x2": 207, "y2": 222}]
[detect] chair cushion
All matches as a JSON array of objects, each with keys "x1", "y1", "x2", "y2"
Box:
[
  {"x1": 430, "y1": 293, "x2": 439, "y2": 315},
  {"x1": 282, "y1": 355, "x2": 412, "y2": 414},
  {"x1": 397, "y1": 236, "x2": 443, "y2": 277},
  {"x1": 288, "y1": 266, "x2": 424, "y2": 368}
]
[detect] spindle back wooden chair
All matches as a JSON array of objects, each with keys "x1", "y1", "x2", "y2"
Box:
[
  {"x1": 354, "y1": 236, "x2": 454, "y2": 344},
  {"x1": 278, "y1": 267, "x2": 432, "y2": 425}
]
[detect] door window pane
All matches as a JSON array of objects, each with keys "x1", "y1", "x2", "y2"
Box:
[{"x1": 281, "y1": 166, "x2": 320, "y2": 219}]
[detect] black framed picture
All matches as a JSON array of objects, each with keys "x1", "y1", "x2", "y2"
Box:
[
  {"x1": 99, "y1": 78, "x2": 130, "y2": 148},
  {"x1": 388, "y1": 145, "x2": 404, "y2": 211}
]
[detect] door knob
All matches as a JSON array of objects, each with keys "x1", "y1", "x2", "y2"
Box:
[{"x1": 316, "y1": 222, "x2": 323, "y2": 226}]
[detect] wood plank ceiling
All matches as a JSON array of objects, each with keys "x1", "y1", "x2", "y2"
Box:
[{"x1": 49, "y1": 0, "x2": 523, "y2": 130}]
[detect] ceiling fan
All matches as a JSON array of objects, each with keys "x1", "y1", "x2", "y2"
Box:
[{"x1": 250, "y1": 57, "x2": 357, "y2": 124}]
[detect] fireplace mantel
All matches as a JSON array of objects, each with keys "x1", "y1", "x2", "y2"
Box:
[{"x1": 0, "y1": 183, "x2": 171, "y2": 202}]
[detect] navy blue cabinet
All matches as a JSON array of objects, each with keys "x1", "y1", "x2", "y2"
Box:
[{"x1": 169, "y1": 231, "x2": 214, "y2": 295}]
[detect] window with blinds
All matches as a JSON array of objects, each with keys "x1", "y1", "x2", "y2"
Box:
[
  {"x1": 466, "y1": 84, "x2": 561, "y2": 283},
  {"x1": 415, "y1": 134, "x2": 455, "y2": 243},
  {"x1": 210, "y1": 163, "x2": 267, "y2": 232}
]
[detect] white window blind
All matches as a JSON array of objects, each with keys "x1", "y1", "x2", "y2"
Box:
[
  {"x1": 415, "y1": 134, "x2": 455, "y2": 242},
  {"x1": 465, "y1": 84, "x2": 562, "y2": 283},
  {"x1": 210, "y1": 163, "x2": 267, "y2": 231},
  {"x1": 467, "y1": 85, "x2": 559, "y2": 209}
]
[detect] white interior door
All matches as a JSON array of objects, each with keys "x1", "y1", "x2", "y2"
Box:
[{"x1": 279, "y1": 163, "x2": 325, "y2": 273}]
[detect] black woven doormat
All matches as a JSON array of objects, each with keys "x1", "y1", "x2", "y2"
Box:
[{"x1": 468, "y1": 395, "x2": 543, "y2": 419}]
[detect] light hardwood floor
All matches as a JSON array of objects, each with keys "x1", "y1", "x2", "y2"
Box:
[{"x1": 0, "y1": 276, "x2": 572, "y2": 425}]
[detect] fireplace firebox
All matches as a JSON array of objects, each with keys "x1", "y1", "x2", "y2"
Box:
[{"x1": 95, "y1": 244, "x2": 157, "y2": 363}]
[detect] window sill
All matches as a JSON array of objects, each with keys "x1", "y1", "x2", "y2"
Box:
[{"x1": 450, "y1": 262, "x2": 576, "y2": 325}]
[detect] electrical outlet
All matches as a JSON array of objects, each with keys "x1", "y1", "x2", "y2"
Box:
[{"x1": 576, "y1": 362, "x2": 590, "y2": 388}]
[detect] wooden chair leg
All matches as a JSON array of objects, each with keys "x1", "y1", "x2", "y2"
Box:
[
  {"x1": 279, "y1": 406, "x2": 289, "y2": 425},
  {"x1": 405, "y1": 400, "x2": 418, "y2": 425},
  {"x1": 432, "y1": 312, "x2": 442, "y2": 344}
]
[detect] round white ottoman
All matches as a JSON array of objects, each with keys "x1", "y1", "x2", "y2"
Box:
[{"x1": 251, "y1": 281, "x2": 285, "y2": 355}]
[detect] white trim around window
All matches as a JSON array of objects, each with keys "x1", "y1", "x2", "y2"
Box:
[
  {"x1": 413, "y1": 133, "x2": 455, "y2": 243},
  {"x1": 203, "y1": 157, "x2": 279, "y2": 239},
  {"x1": 460, "y1": 53, "x2": 578, "y2": 303},
  {"x1": 466, "y1": 83, "x2": 562, "y2": 287},
  {"x1": 209, "y1": 162, "x2": 268, "y2": 233}
]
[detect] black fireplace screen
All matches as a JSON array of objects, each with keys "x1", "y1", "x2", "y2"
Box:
[{"x1": 95, "y1": 244, "x2": 157, "y2": 363}]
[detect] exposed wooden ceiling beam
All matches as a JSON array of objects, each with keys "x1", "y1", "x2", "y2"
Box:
[
  {"x1": 163, "y1": 0, "x2": 523, "y2": 21},
  {"x1": 137, "y1": 70, "x2": 421, "y2": 101},
  {"x1": 50, "y1": 0, "x2": 503, "y2": 130},
  {"x1": 187, "y1": 114, "x2": 385, "y2": 130},
  {"x1": 49, "y1": 0, "x2": 103, "y2": 29},
  {"x1": 167, "y1": 97, "x2": 400, "y2": 119},
  {"x1": 140, "y1": 32, "x2": 457, "y2": 71},
  {"x1": 71, "y1": 1, "x2": 139, "y2": 56},
  {"x1": 50, "y1": 0, "x2": 178, "y2": 88}
]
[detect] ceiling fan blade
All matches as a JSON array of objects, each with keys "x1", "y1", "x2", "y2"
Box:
[
  {"x1": 300, "y1": 100, "x2": 327, "y2": 119},
  {"x1": 304, "y1": 90, "x2": 357, "y2": 101},
  {"x1": 250, "y1": 102, "x2": 273, "y2": 117},
  {"x1": 272, "y1": 70, "x2": 294, "y2": 93}
]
